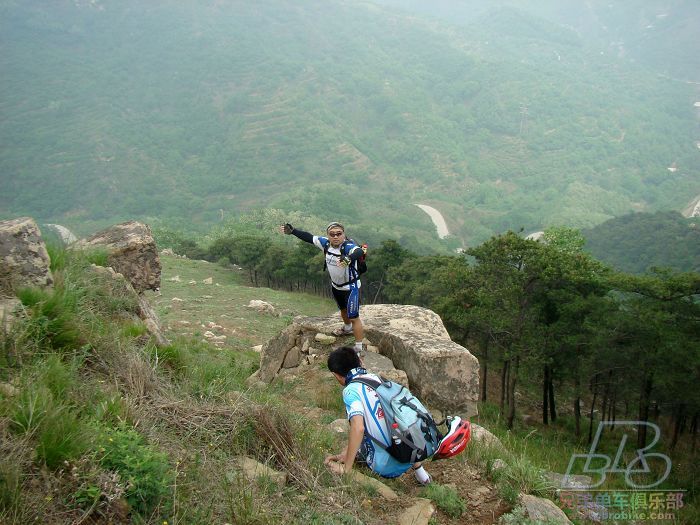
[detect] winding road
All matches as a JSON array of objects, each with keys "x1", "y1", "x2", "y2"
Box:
[{"x1": 415, "y1": 204, "x2": 450, "y2": 239}]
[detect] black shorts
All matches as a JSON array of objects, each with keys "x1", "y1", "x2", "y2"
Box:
[{"x1": 331, "y1": 286, "x2": 350, "y2": 311}]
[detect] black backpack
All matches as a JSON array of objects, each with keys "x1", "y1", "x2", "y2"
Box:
[{"x1": 323, "y1": 239, "x2": 367, "y2": 277}]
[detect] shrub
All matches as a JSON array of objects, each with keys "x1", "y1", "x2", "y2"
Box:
[{"x1": 97, "y1": 425, "x2": 173, "y2": 516}]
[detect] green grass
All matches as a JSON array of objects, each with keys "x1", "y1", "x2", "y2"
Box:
[
  {"x1": 155, "y1": 254, "x2": 337, "y2": 348},
  {"x1": 423, "y1": 483, "x2": 466, "y2": 518},
  {"x1": 8, "y1": 251, "x2": 697, "y2": 523}
]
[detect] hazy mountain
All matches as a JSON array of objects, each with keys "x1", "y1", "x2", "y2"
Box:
[
  {"x1": 583, "y1": 211, "x2": 700, "y2": 274},
  {"x1": 1, "y1": 0, "x2": 697, "y2": 247},
  {"x1": 375, "y1": 0, "x2": 700, "y2": 81}
]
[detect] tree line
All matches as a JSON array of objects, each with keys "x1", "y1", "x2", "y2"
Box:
[{"x1": 193, "y1": 227, "x2": 700, "y2": 452}]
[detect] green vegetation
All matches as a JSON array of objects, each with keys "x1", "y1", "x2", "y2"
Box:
[
  {"x1": 583, "y1": 211, "x2": 700, "y2": 274},
  {"x1": 0, "y1": 247, "x2": 387, "y2": 523},
  {"x1": 1, "y1": 1, "x2": 698, "y2": 247},
  {"x1": 423, "y1": 483, "x2": 466, "y2": 517},
  {"x1": 157, "y1": 222, "x2": 699, "y2": 521}
]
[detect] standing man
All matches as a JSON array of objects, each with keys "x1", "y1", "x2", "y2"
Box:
[{"x1": 281, "y1": 221, "x2": 365, "y2": 354}]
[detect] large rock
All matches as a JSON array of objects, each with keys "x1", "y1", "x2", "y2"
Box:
[
  {"x1": 470, "y1": 423, "x2": 505, "y2": 450},
  {"x1": 89, "y1": 264, "x2": 169, "y2": 347},
  {"x1": 0, "y1": 217, "x2": 53, "y2": 296},
  {"x1": 544, "y1": 471, "x2": 593, "y2": 490},
  {"x1": 258, "y1": 305, "x2": 479, "y2": 417},
  {"x1": 362, "y1": 305, "x2": 479, "y2": 416},
  {"x1": 361, "y1": 351, "x2": 409, "y2": 387},
  {"x1": 75, "y1": 221, "x2": 160, "y2": 292},
  {"x1": 519, "y1": 494, "x2": 573, "y2": 524}
]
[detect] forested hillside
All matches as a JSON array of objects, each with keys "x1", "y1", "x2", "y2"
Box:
[
  {"x1": 1, "y1": 0, "x2": 698, "y2": 247},
  {"x1": 583, "y1": 211, "x2": 700, "y2": 274}
]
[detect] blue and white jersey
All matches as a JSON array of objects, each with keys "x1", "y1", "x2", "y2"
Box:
[
  {"x1": 313, "y1": 236, "x2": 363, "y2": 291},
  {"x1": 343, "y1": 372, "x2": 413, "y2": 478}
]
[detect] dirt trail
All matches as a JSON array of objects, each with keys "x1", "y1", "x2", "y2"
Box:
[{"x1": 274, "y1": 366, "x2": 511, "y2": 524}]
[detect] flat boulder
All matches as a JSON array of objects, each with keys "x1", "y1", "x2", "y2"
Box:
[
  {"x1": 297, "y1": 305, "x2": 479, "y2": 416},
  {"x1": 0, "y1": 217, "x2": 53, "y2": 296},
  {"x1": 75, "y1": 221, "x2": 160, "y2": 293},
  {"x1": 364, "y1": 305, "x2": 479, "y2": 415}
]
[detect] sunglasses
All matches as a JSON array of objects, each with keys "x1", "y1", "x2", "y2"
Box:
[{"x1": 328, "y1": 231, "x2": 344, "y2": 238}]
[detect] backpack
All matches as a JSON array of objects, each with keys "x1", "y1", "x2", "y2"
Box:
[
  {"x1": 323, "y1": 239, "x2": 367, "y2": 277},
  {"x1": 349, "y1": 376, "x2": 442, "y2": 464}
]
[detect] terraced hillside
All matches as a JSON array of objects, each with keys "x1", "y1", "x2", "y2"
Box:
[{"x1": 1, "y1": 0, "x2": 698, "y2": 248}]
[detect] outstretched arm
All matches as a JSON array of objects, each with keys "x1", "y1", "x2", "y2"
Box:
[{"x1": 280, "y1": 223, "x2": 314, "y2": 244}]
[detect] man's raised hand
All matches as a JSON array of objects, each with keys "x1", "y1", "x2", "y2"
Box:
[{"x1": 282, "y1": 223, "x2": 294, "y2": 235}]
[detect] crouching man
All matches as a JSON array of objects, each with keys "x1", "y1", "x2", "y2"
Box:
[{"x1": 323, "y1": 346, "x2": 432, "y2": 484}]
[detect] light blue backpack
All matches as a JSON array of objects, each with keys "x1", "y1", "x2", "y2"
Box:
[{"x1": 349, "y1": 376, "x2": 442, "y2": 463}]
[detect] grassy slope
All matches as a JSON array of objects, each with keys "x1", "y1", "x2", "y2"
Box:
[{"x1": 3, "y1": 252, "x2": 697, "y2": 522}]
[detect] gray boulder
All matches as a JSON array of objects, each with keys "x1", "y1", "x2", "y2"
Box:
[
  {"x1": 0, "y1": 298, "x2": 22, "y2": 335},
  {"x1": 259, "y1": 305, "x2": 479, "y2": 416},
  {"x1": 75, "y1": 221, "x2": 160, "y2": 292},
  {"x1": 544, "y1": 471, "x2": 593, "y2": 490},
  {"x1": 0, "y1": 217, "x2": 53, "y2": 296},
  {"x1": 89, "y1": 264, "x2": 169, "y2": 347},
  {"x1": 519, "y1": 494, "x2": 573, "y2": 524},
  {"x1": 361, "y1": 350, "x2": 409, "y2": 387}
]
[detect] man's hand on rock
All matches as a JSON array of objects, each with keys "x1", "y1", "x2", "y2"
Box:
[{"x1": 326, "y1": 459, "x2": 347, "y2": 475}]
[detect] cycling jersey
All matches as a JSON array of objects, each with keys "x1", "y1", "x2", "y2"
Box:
[{"x1": 342, "y1": 369, "x2": 413, "y2": 478}]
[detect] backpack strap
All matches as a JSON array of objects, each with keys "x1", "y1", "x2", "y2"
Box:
[
  {"x1": 324, "y1": 240, "x2": 360, "y2": 287},
  {"x1": 348, "y1": 376, "x2": 394, "y2": 451}
]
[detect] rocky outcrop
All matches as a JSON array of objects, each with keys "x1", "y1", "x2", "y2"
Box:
[
  {"x1": 0, "y1": 217, "x2": 53, "y2": 297},
  {"x1": 0, "y1": 298, "x2": 21, "y2": 335},
  {"x1": 470, "y1": 423, "x2": 505, "y2": 450},
  {"x1": 519, "y1": 494, "x2": 573, "y2": 524},
  {"x1": 75, "y1": 221, "x2": 160, "y2": 293},
  {"x1": 89, "y1": 265, "x2": 169, "y2": 347},
  {"x1": 258, "y1": 305, "x2": 479, "y2": 417}
]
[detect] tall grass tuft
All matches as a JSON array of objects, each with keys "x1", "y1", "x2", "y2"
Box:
[
  {"x1": 45, "y1": 242, "x2": 68, "y2": 273},
  {"x1": 35, "y1": 408, "x2": 88, "y2": 469},
  {"x1": 423, "y1": 483, "x2": 466, "y2": 517}
]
